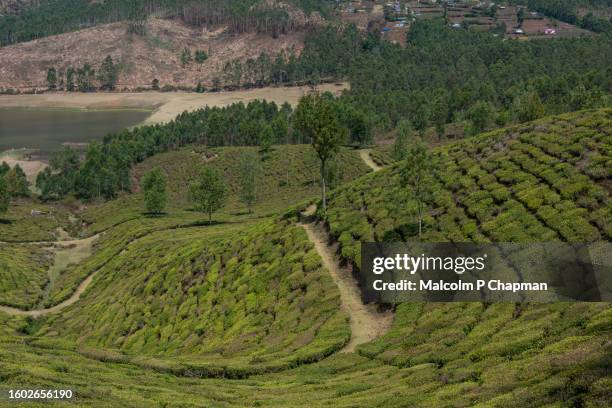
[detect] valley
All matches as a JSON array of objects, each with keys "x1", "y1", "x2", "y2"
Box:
[{"x1": 0, "y1": 1, "x2": 610, "y2": 407}]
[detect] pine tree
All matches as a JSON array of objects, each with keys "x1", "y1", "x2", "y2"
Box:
[
  {"x1": 401, "y1": 142, "x2": 433, "y2": 238},
  {"x1": 46, "y1": 67, "x2": 57, "y2": 90},
  {"x1": 98, "y1": 55, "x2": 118, "y2": 90}
]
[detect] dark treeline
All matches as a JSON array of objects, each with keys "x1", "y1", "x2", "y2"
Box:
[
  {"x1": 343, "y1": 20, "x2": 611, "y2": 132},
  {"x1": 0, "y1": 0, "x2": 330, "y2": 46},
  {"x1": 510, "y1": 0, "x2": 612, "y2": 33},
  {"x1": 221, "y1": 20, "x2": 611, "y2": 133}
]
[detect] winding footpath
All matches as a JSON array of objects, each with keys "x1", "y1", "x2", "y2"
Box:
[
  {"x1": 0, "y1": 233, "x2": 102, "y2": 317},
  {"x1": 298, "y1": 149, "x2": 392, "y2": 352}
]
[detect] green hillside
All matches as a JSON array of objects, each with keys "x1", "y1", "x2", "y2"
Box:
[
  {"x1": 34, "y1": 218, "x2": 349, "y2": 377},
  {"x1": 0, "y1": 243, "x2": 50, "y2": 309},
  {"x1": 0, "y1": 110, "x2": 610, "y2": 406},
  {"x1": 326, "y1": 109, "x2": 611, "y2": 268}
]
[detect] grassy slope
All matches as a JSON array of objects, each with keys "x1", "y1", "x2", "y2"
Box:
[
  {"x1": 0, "y1": 199, "x2": 74, "y2": 242},
  {"x1": 0, "y1": 243, "x2": 50, "y2": 308}
]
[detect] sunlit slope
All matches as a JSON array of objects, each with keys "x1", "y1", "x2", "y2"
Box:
[
  {"x1": 0, "y1": 244, "x2": 50, "y2": 309},
  {"x1": 1, "y1": 303, "x2": 610, "y2": 407},
  {"x1": 320, "y1": 109, "x2": 612, "y2": 404},
  {"x1": 83, "y1": 144, "x2": 369, "y2": 232},
  {"x1": 326, "y1": 109, "x2": 611, "y2": 266},
  {"x1": 33, "y1": 218, "x2": 349, "y2": 376}
]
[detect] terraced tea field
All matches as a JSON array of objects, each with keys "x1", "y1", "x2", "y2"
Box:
[
  {"x1": 0, "y1": 110, "x2": 610, "y2": 407},
  {"x1": 326, "y1": 109, "x2": 611, "y2": 268}
]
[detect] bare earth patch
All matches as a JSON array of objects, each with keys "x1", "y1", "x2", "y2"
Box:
[{"x1": 0, "y1": 150, "x2": 47, "y2": 184}]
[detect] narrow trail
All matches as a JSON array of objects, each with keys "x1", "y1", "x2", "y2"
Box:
[
  {"x1": 0, "y1": 270, "x2": 99, "y2": 317},
  {"x1": 299, "y1": 205, "x2": 392, "y2": 353},
  {"x1": 0, "y1": 232, "x2": 102, "y2": 317},
  {"x1": 359, "y1": 149, "x2": 383, "y2": 172}
]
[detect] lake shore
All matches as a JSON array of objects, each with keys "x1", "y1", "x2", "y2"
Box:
[
  {"x1": 0, "y1": 83, "x2": 348, "y2": 125},
  {"x1": 0, "y1": 149, "x2": 48, "y2": 183}
]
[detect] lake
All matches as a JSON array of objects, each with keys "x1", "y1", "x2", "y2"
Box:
[{"x1": 0, "y1": 108, "x2": 151, "y2": 158}]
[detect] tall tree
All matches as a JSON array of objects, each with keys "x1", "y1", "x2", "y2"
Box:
[
  {"x1": 189, "y1": 167, "x2": 227, "y2": 224},
  {"x1": 401, "y1": 142, "x2": 433, "y2": 238},
  {"x1": 98, "y1": 55, "x2": 118, "y2": 90},
  {"x1": 259, "y1": 123, "x2": 274, "y2": 159},
  {"x1": 238, "y1": 150, "x2": 261, "y2": 213},
  {"x1": 46, "y1": 67, "x2": 57, "y2": 90},
  {"x1": 77, "y1": 63, "x2": 96, "y2": 92},
  {"x1": 141, "y1": 167, "x2": 167, "y2": 215},
  {"x1": 66, "y1": 67, "x2": 76, "y2": 92},
  {"x1": 293, "y1": 93, "x2": 347, "y2": 210}
]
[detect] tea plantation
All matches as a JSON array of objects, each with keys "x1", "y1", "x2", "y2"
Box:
[{"x1": 0, "y1": 110, "x2": 610, "y2": 407}]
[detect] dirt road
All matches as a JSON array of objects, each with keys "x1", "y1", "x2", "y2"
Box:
[{"x1": 299, "y1": 206, "x2": 392, "y2": 353}]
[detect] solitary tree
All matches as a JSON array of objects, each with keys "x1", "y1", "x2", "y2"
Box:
[
  {"x1": 141, "y1": 167, "x2": 167, "y2": 215},
  {"x1": 294, "y1": 93, "x2": 347, "y2": 210},
  {"x1": 189, "y1": 167, "x2": 227, "y2": 223},
  {"x1": 239, "y1": 151, "x2": 261, "y2": 213},
  {"x1": 46, "y1": 67, "x2": 57, "y2": 90},
  {"x1": 401, "y1": 142, "x2": 433, "y2": 238},
  {"x1": 151, "y1": 78, "x2": 160, "y2": 90},
  {"x1": 0, "y1": 176, "x2": 9, "y2": 217}
]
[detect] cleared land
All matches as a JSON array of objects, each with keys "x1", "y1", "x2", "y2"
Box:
[{"x1": 0, "y1": 17, "x2": 310, "y2": 91}]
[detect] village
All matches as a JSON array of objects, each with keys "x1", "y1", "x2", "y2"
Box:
[{"x1": 339, "y1": 0, "x2": 593, "y2": 45}]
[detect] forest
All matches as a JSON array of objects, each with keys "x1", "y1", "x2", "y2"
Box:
[{"x1": 0, "y1": 0, "x2": 331, "y2": 45}]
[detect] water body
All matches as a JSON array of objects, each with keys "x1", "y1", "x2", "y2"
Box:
[{"x1": 0, "y1": 108, "x2": 151, "y2": 157}]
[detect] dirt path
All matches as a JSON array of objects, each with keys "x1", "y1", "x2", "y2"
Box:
[
  {"x1": 0, "y1": 269, "x2": 99, "y2": 317},
  {"x1": 359, "y1": 149, "x2": 383, "y2": 172},
  {"x1": 0, "y1": 232, "x2": 102, "y2": 317},
  {"x1": 299, "y1": 206, "x2": 392, "y2": 352}
]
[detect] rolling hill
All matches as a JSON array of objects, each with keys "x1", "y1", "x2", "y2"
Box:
[{"x1": 0, "y1": 109, "x2": 610, "y2": 406}]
